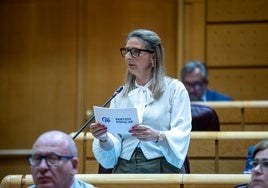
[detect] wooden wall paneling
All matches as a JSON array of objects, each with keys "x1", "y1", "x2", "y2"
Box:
[
  {"x1": 0, "y1": 0, "x2": 79, "y2": 149},
  {"x1": 205, "y1": 0, "x2": 268, "y2": 101},
  {"x1": 70, "y1": 133, "x2": 85, "y2": 174},
  {"x1": 218, "y1": 139, "x2": 259, "y2": 173},
  {"x1": 184, "y1": 1, "x2": 194, "y2": 63},
  {"x1": 0, "y1": 1, "x2": 37, "y2": 149},
  {"x1": 85, "y1": 132, "x2": 98, "y2": 173},
  {"x1": 244, "y1": 108, "x2": 268, "y2": 124},
  {"x1": 85, "y1": 160, "x2": 99, "y2": 174},
  {"x1": 84, "y1": 0, "x2": 178, "y2": 111},
  {"x1": 0, "y1": 155, "x2": 31, "y2": 182},
  {"x1": 191, "y1": 0, "x2": 205, "y2": 61},
  {"x1": 183, "y1": 0, "x2": 206, "y2": 64},
  {"x1": 71, "y1": 131, "x2": 268, "y2": 175},
  {"x1": 76, "y1": 0, "x2": 88, "y2": 129},
  {"x1": 30, "y1": 1, "x2": 79, "y2": 140},
  {"x1": 177, "y1": 0, "x2": 184, "y2": 74},
  {"x1": 207, "y1": 0, "x2": 268, "y2": 22},
  {"x1": 219, "y1": 160, "x2": 245, "y2": 174},
  {"x1": 188, "y1": 140, "x2": 215, "y2": 173},
  {"x1": 244, "y1": 125, "x2": 268, "y2": 131},
  {"x1": 209, "y1": 68, "x2": 268, "y2": 100},
  {"x1": 218, "y1": 140, "x2": 258, "y2": 157},
  {"x1": 188, "y1": 140, "x2": 215, "y2": 157},
  {"x1": 189, "y1": 160, "x2": 215, "y2": 174},
  {"x1": 206, "y1": 23, "x2": 268, "y2": 67},
  {"x1": 213, "y1": 108, "x2": 242, "y2": 124}
]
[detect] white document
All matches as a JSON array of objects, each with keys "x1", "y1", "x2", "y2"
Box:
[{"x1": 93, "y1": 106, "x2": 140, "y2": 134}]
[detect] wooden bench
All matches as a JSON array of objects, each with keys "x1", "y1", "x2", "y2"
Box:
[
  {"x1": 69, "y1": 131, "x2": 268, "y2": 174},
  {"x1": 188, "y1": 131, "x2": 268, "y2": 173},
  {"x1": 1, "y1": 100, "x2": 267, "y2": 180},
  {"x1": 0, "y1": 149, "x2": 32, "y2": 182},
  {"x1": 192, "y1": 101, "x2": 268, "y2": 131},
  {"x1": 1, "y1": 174, "x2": 250, "y2": 188}
]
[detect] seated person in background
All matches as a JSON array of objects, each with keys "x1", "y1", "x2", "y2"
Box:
[
  {"x1": 28, "y1": 130, "x2": 95, "y2": 188},
  {"x1": 180, "y1": 60, "x2": 232, "y2": 101},
  {"x1": 234, "y1": 139, "x2": 268, "y2": 188}
]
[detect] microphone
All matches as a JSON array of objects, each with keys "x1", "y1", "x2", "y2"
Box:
[{"x1": 72, "y1": 86, "x2": 123, "y2": 139}]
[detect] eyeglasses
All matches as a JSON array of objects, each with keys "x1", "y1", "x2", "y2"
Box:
[
  {"x1": 120, "y1": 48, "x2": 154, "y2": 58},
  {"x1": 183, "y1": 81, "x2": 204, "y2": 90},
  {"x1": 28, "y1": 154, "x2": 74, "y2": 166},
  {"x1": 250, "y1": 159, "x2": 268, "y2": 171}
]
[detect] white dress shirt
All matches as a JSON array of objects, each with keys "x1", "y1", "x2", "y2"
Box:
[{"x1": 92, "y1": 76, "x2": 192, "y2": 169}]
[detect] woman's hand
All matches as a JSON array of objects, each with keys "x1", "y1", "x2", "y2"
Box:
[
  {"x1": 129, "y1": 125, "x2": 159, "y2": 142},
  {"x1": 90, "y1": 122, "x2": 108, "y2": 141}
]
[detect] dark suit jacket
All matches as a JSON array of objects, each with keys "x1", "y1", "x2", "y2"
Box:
[{"x1": 205, "y1": 89, "x2": 232, "y2": 101}]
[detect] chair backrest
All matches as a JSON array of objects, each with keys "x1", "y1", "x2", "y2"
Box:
[
  {"x1": 183, "y1": 103, "x2": 220, "y2": 173},
  {"x1": 191, "y1": 103, "x2": 220, "y2": 131}
]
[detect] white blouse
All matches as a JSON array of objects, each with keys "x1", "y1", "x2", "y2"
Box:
[{"x1": 92, "y1": 76, "x2": 192, "y2": 169}]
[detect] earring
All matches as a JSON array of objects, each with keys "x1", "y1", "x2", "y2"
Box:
[{"x1": 152, "y1": 61, "x2": 156, "y2": 68}]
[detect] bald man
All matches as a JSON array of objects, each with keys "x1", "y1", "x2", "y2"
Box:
[{"x1": 28, "y1": 130, "x2": 95, "y2": 188}]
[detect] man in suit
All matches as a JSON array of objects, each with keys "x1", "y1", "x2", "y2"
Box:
[{"x1": 180, "y1": 60, "x2": 232, "y2": 101}]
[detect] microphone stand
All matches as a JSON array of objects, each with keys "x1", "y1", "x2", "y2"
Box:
[{"x1": 72, "y1": 86, "x2": 123, "y2": 139}]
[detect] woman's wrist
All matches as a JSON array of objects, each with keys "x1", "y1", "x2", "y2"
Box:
[
  {"x1": 155, "y1": 131, "x2": 163, "y2": 143},
  {"x1": 98, "y1": 134, "x2": 108, "y2": 143},
  {"x1": 99, "y1": 138, "x2": 107, "y2": 142}
]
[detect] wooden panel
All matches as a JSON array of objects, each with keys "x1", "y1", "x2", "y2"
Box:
[
  {"x1": 209, "y1": 69, "x2": 268, "y2": 100},
  {"x1": 245, "y1": 108, "x2": 268, "y2": 123},
  {"x1": 206, "y1": 23, "x2": 268, "y2": 67},
  {"x1": 0, "y1": 157, "x2": 31, "y2": 182},
  {"x1": 85, "y1": 160, "x2": 99, "y2": 174},
  {"x1": 188, "y1": 140, "x2": 215, "y2": 157},
  {"x1": 73, "y1": 131, "x2": 268, "y2": 174},
  {"x1": 85, "y1": 134, "x2": 94, "y2": 159},
  {"x1": 0, "y1": 0, "x2": 79, "y2": 149},
  {"x1": 221, "y1": 124, "x2": 268, "y2": 131},
  {"x1": 190, "y1": 0, "x2": 205, "y2": 61},
  {"x1": 192, "y1": 101, "x2": 268, "y2": 130},
  {"x1": 183, "y1": 0, "x2": 206, "y2": 63},
  {"x1": 207, "y1": 0, "x2": 268, "y2": 22},
  {"x1": 242, "y1": 124, "x2": 268, "y2": 131},
  {"x1": 219, "y1": 160, "x2": 245, "y2": 174},
  {"x1": 213, "y1": 108, "x2": 242, "y2": 124},
  {"x1": 218, "y1": 140, "x2": 258, "y2": 157},
  {"x1": 220, "y1": 124, "x2": 245, "y2": 131},
  {"x1": 70, "y1": 133, "x2": 85, "y2": 173},
  {"x1": 189, "y1": 160, "x2": 215, "y2": 174},
  {"x1": 84, "y1": 0, "x2": 178, "y2": 110}
]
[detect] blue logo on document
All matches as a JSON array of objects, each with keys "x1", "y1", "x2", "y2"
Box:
[{"x1": 102, "y1": 117, "x2": 111, "y2": 123}]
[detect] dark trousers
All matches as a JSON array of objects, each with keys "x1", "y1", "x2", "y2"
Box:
[{"x1": 113, "y1": 148, "x2": 185, "y2": 173}]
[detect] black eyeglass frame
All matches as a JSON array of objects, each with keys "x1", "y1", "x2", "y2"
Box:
[
  {"x1": 183, "y1": 81, "x2": 205, "y2": 91},
  {"x1": 28, "y1": 154, "x2": 74, "y2": 166},
  {"x1": 249, "y1": 159, "x2": 268, "y2": 171},
  {"x1": 120, "y1": 48, "x2": 154, "y2": 58}
]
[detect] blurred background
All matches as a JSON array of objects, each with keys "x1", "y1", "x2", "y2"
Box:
[{"x1": 0, "y1": 0, "x2": 267, "y2": 150}]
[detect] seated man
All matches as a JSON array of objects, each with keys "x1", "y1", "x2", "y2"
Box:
[
  {"x1": 28, "y1": 130, "x2": 95, "y2": 188},
  {"x1": 180, "y1": 60, "x2": 232, "y2": 101}
]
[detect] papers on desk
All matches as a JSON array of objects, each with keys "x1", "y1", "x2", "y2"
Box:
[{"x1": 93, "y1": 106, "x2": 141, "y2": 134}]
